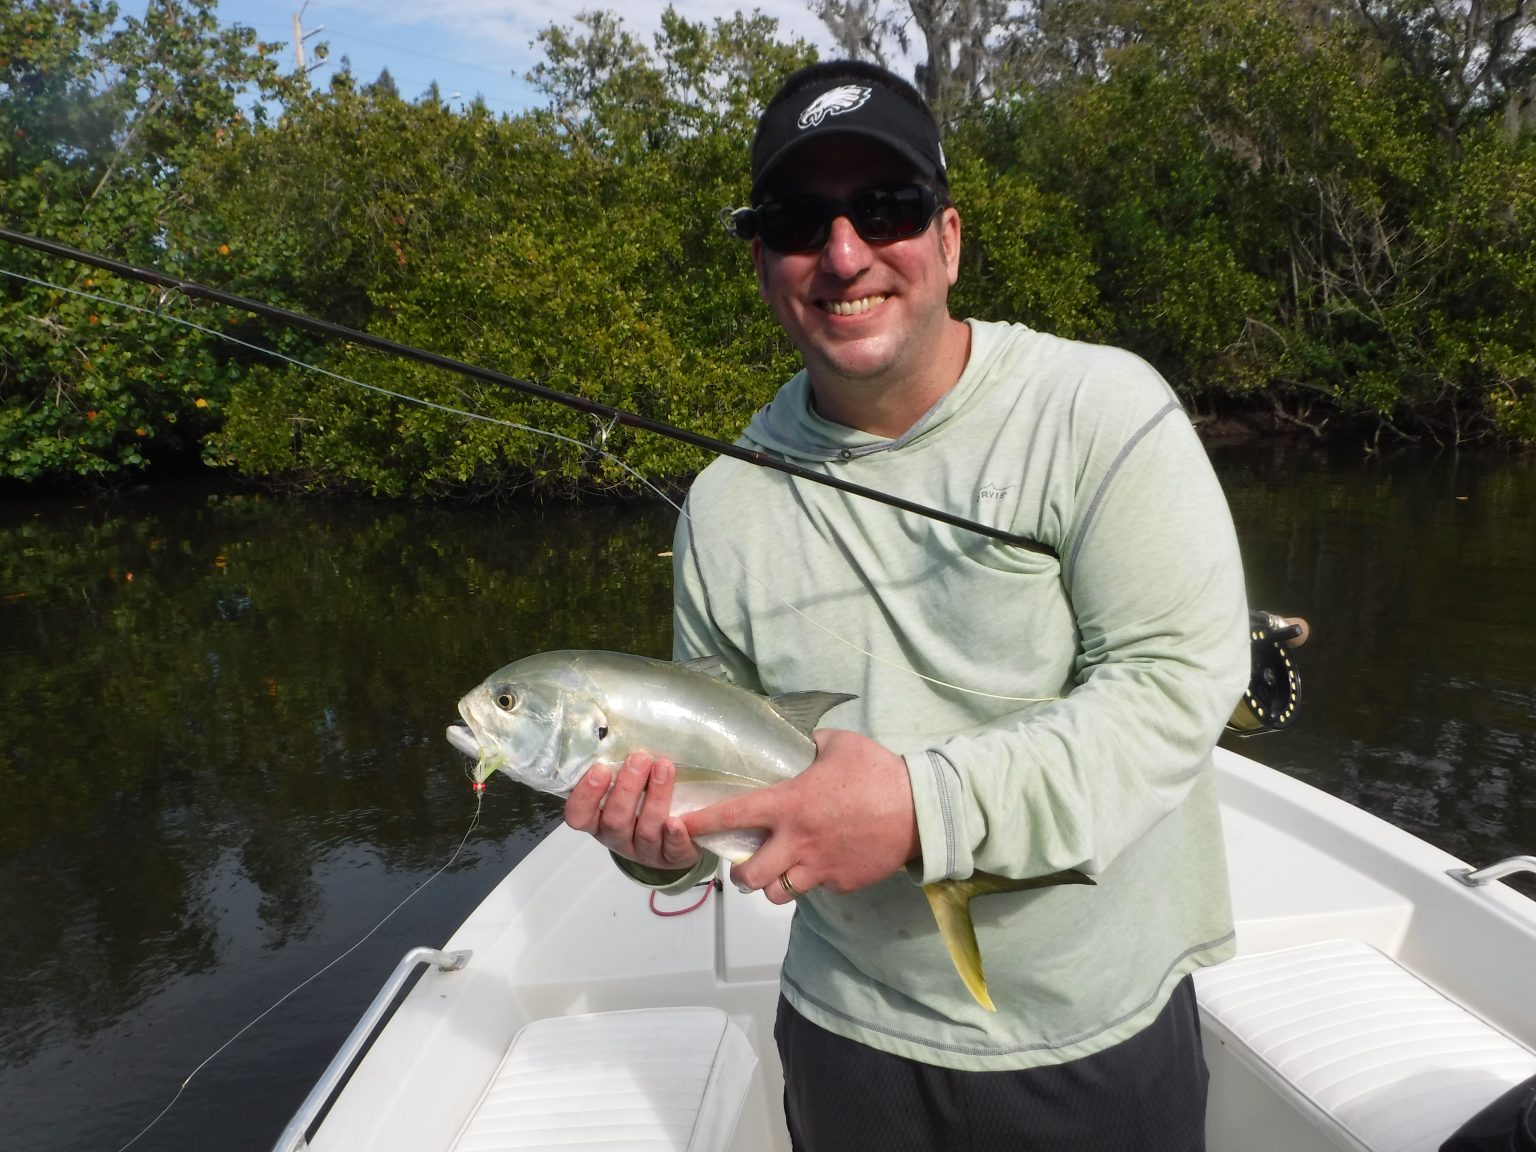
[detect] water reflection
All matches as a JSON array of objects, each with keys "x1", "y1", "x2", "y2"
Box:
[
  {"x1": 1213, "y1": 441, "x2": 1536, "y2": 874},
  {"x1": 0, "y1": 485, "x2": 676, "y2": 1150},
  {"x1": 0, "y1": 444, "x2": 1533, "y2": 1151}
]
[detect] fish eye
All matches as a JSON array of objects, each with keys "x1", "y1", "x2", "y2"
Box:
[
  {"x1": 596, "y1": 725, "x2": 609, "y2": 740},
  {"x1": 494, "y1": 689, "x2": 518, "y2": 711}
]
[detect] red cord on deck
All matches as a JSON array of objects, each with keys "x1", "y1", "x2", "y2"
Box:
[{"x1": 650, "y1": 879, "x2": 721, "y2": 917}]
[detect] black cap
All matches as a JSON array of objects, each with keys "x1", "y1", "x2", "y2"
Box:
[{"x1": 749, "y1": 65, "x2": 947, "y2": 203}]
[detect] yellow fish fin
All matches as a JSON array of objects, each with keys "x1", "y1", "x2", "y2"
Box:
[
  {"x1": 922, "y1": 869, "x2": 1095, "y2": 1013},
  {"x1": 922, "y1": 880, "x2": 995, "y2": 1013}
]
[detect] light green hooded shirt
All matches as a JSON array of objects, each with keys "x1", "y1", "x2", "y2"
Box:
[{"x1": 669, "y1": 319, "x2": 1249, "y2": 1070}]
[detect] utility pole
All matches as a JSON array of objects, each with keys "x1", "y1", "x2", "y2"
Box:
[{"x1": 292, "y1": 3, "x2": 325, "y2": 72}]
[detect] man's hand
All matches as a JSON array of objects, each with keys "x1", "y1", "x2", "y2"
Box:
[
  {"x1": 681, "y1": 728, "x2": 919, "y2": 904},
  {"x1": 563, "y1": 751, "x2": 701, "y2": 872}
]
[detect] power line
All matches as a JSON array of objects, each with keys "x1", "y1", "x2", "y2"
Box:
[{"x1": 212, "y1": 2, "x2": 540, "y2": 110}]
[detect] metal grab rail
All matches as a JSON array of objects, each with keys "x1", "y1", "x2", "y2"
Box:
[
  {"x1": 1447, "y1": 856, "x2": 1536, "y2": 888},
  {"x1": 271, "y1": 946, "x2": 472, "y2": 1152}
]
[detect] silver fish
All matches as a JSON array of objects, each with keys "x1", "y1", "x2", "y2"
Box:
[{"x1": 446, "y1": 649, "x2": 1093, "y2": 1010}]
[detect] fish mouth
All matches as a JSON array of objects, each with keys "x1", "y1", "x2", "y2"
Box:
[
  {"x1": 445, "y1": 723, "x2": 480, "y2": 760},
  {"x1": 446, "y1": 723, "x2": 500, "y2": 785}
]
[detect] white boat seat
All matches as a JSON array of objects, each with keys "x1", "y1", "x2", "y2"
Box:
[
  {"x1": 1194, "y1": 939, "x2": 1536, "y2": 1152},
  {"x1": 448, "y1": 1006, "x2": 757, "y2": 1152}
]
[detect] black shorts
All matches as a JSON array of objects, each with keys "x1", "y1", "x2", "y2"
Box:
[{"x1": 775, "y1": 976, "x2": 1209, "y2": 1152}]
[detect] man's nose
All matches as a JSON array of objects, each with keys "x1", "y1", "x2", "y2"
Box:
[{"x1": 819, "y1": 214, "x2": 873, "y2": 276}]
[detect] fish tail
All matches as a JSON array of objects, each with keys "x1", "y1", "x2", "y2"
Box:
[
  {"x1": 922, "y1": 881, "x2": 995, "y2": 1012},
  {"x1": 922, "y1": 869, "x2": 1095, "y2": 1013}
]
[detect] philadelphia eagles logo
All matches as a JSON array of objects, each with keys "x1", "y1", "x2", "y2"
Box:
[{"x1": 797, "y1": 85, "x2": 872, "y2": 129}]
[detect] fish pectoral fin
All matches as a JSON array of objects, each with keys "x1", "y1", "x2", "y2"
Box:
[
  {"x1": 768, "y1": 691, "x2": 858, "y2": 737},
  {"x1": 677, "y1": 655, "x2": 732, "y2": 680},
  {"x1": 923, "y1": 881, "x2": 995, "y2": 1013},
  {"x1": 923, "y1": 869, "x2": 1096, "y2": 1013}
]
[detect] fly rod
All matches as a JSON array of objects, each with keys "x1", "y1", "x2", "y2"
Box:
[{"x1": 0, "y1": 226, "x2": 1055, "y2": 557}]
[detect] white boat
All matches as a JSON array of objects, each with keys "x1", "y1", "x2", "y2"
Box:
[{"x1": 275, "y1": 745, "x2": 1536, "y2": 1152}]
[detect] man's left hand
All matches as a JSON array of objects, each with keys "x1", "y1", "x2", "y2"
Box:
[{"x1": 680, "y1": 728, "x2": 920, "y2": 904}]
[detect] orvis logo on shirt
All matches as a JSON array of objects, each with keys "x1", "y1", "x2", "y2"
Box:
[{"x1": 797, "y1": 85, "x2": 872, "y2": 129}]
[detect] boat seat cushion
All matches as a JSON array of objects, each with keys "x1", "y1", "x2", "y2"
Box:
[
  {"x1": 449, "y1": 1006, "x2": 757, "y2": 1152},
  {"x1": 1194, "y1": 939, "x2": 1536, "y2": 1152}
]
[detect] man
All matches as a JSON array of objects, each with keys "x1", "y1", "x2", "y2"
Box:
[{"x1": 564, "y1": 59, "x2": 1250, "y2": 1150}]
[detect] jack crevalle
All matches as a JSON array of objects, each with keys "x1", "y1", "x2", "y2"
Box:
[{"x1": 446, "y1": 649, "x2": 1094, "y2": 1011}]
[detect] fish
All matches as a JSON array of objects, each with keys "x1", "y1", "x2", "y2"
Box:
[{"x1": 445, "y1": 649, "x2": 1094, "y2": 1011}]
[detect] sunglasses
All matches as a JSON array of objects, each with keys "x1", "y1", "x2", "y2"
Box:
[{"x1": 723, "y1": 184, "x2": 945, "y2": 254}]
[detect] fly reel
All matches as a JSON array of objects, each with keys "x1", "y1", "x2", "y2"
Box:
[{"x1": 1227, "y1": 611, "x2": 1308, "y2": 735}]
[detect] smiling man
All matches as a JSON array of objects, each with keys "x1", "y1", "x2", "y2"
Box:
[
  {"x1": 563, "y1": 60, "x2": 1251, "y2": 1151},
  {"x1": 742, "y1": 128, "x2": 968, "y2": 437}
]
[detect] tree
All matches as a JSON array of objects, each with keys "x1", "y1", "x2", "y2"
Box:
[
  {"x1": 368, "y1": 67, "x2": 400, "y2": 100},
  {"x1": 812, "y1": 0, "x2": 1030, "y2": 120},
  {"x1": 813, "y1": 0, "x2": 897, "y2": 64},
  {"x1": 990, "y1": 0, "x2": 1536, "y2": 441},
  {"x1": 0, "y1": 0, "x2": 305, "y2": 483},
  {"x1": 1354, "y1": 0, "x2": 1536, "y2": 140},
  {"x1": 191, "y1": 10, "x2": 820, "y2": 497}
]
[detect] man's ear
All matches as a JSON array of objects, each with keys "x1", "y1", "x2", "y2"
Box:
[
  {"x1": 939, "y1": 206, "x2": 961, "y2": 286},
  {"x1": 751, "y1": 237, "x2": 769, "y2": 299}
]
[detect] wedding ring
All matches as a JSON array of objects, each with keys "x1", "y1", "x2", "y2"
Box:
[{"x1": 779, "y1": 871, "x2": 802, "y2": 898}]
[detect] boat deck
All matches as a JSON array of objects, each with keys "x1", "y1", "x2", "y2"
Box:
[{"x1": 296, "y1": 749, "x2": 1536, "y2": 1152}]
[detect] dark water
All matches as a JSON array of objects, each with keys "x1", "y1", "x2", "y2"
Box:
[
  {"x1": 1210, "y1": 442, "x2": 1536, "y2": 871},
  {"x1": 0, "y1": 487, "x2": 677, "y2": 1151},
  {"x1": 1, "y1": 443, "x2": 1533, "y2": 1152}
]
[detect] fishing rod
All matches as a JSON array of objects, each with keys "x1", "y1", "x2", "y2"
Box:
[{"x1": 0, "y1": 226, "x2": 1056, "y2": 557}]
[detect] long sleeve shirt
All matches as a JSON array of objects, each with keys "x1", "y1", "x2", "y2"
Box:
[{"x1": 669, "y1": 319, "x2": 1250, "y2": 1070}]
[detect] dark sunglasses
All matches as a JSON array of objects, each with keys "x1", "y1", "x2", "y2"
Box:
[{"x1": 723, "y1": 184, "x2": 945, "y2": 254}]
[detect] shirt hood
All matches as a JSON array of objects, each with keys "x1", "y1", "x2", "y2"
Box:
[{"x1": 741, "y1": 319, "x2": 1009, "y2": 463}]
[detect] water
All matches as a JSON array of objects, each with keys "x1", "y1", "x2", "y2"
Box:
[
  {"x1": 2, "y1": 443, "x2": 1534, "y2": 1152},
  {"x1": 1211, "y1": 441, "x2": 1536, "y2": 869},
  {"x1": 0, "y1": 486, "x2": 677, "y2": 1151}
]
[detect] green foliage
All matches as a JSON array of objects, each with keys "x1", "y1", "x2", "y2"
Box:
[
  {"x1": 0, "y1": 0, "x2": 305, "y2": 483},
  {"x1": 5, "y1": 0, "x2": 1536, "y2": 496},
  {"x1": 943, "y1": 146, "x2": 1104, "y2": 339},
  {"x1": 979, "y1": 0, "x2": 1536, "y2": 441},
  {"x1": 193, "y1": 10, "x2": 814, "y2": 497}
]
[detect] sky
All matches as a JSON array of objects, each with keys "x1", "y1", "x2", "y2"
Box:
[{"x1": 198, "y1": 0, "x2": 845, "y2": 114}]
